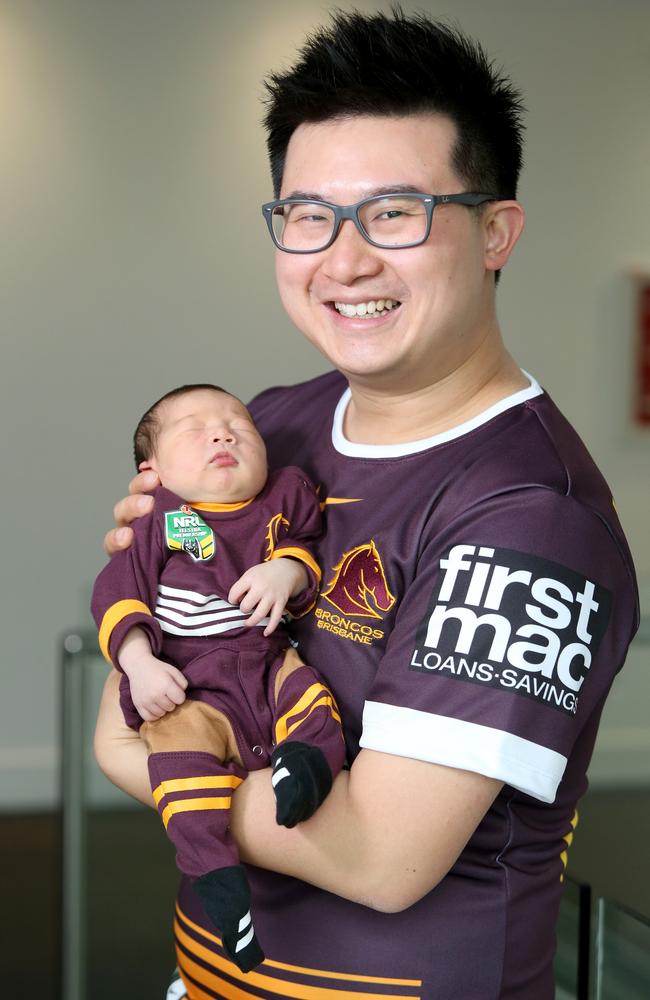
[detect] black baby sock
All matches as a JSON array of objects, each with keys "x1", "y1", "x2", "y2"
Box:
[
  {"x1": 193, "y1": 864, "x2": 264, "y2": 973},
  {"x1": 270, "y1": 740, "x2": 333, "y2": 828}
]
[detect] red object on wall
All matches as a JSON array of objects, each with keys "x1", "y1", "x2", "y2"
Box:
[{"x1": 636, "y1": 280, "x2": 650, "y2": 425}]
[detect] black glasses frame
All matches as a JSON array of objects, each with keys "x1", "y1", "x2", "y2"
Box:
[{"x1": 261, "y1": 192, "x2": 495, "y2": 253}]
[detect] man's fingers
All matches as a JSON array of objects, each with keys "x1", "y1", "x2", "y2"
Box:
[
  {"x1": 129, "y1": 468, "x2": 160, "y2": 495},
  {"x1": 112, "y1": 492, "x2": 154, "y2": 528},
  {"x1": 103, "y1": 525, "x2": 134, "y2": 557}
]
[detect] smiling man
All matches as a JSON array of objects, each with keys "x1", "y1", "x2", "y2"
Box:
[{"x1": 97, "y1": 9, "x2": 638, "y2": 998}]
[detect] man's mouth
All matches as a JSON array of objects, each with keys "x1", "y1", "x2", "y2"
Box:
[
  {"x1": 333, "y1": 298, "x2": 400, "y2": 319},
  {"x1": 210, "y1": 452, "x2": 237, "y2": 468}
]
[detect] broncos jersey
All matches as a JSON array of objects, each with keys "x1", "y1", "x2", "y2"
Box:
[{"x1": 173, "y1": 371, "x2": 639, "y2": 1000}]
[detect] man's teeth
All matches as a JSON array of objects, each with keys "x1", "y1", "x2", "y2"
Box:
[{"x1": 334, "y1": 299, "x2": 398, "y2": 318}]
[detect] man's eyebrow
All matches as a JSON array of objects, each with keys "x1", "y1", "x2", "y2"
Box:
[{"x1": 283, "y1": 184, "x2": 427, "y2": 202}]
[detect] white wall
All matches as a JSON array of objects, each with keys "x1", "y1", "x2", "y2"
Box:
[{"x1": 1, "y1": 0, "x2": 649, "y2": 808}]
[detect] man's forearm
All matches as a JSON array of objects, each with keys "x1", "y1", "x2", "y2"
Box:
[{"x1": 231, "y1": 748, "x2": 502, "y2": 913}]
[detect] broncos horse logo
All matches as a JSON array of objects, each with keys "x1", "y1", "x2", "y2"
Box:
[
  {"x1": 321, "y1": 541, "x2": 396, "y2": 619},
  {"x1": 264, "y1": 512, "x2": 290, "y2": 560}
]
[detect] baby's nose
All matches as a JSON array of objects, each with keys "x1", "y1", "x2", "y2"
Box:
[{"x1": 212, "y1": 427, "x2": 234, "y2": 442}]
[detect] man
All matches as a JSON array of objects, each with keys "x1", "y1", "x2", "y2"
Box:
[{"x1": 97, "y1": 9, "x2": 638, "y2": 998}]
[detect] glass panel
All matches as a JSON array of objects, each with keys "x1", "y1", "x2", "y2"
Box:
[
  {"x1": 595, "y1": 897, "x2": 650, "y2": 1000},
  {"x1": 61, "y1": 631, "x2": 178, "y2": 1000},
  {"x1": 555, "y1": 878, "x2": 592, "y2": 999}
]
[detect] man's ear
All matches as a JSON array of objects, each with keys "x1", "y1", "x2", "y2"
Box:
[{"x1": 483, "y1": 200, "x2": 525, "y2": 273}]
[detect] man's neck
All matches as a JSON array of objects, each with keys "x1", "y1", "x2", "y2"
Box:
[{"x1": 343, "y1": 346, "x2": 530, "y2": 446}]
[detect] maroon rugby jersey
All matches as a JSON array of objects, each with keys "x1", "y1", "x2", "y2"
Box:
[{"x1": 174, "y1": 371, "x2": 638, "y2": 1000}]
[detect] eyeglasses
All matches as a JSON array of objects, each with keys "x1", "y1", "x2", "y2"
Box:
[{"x1": 261, "y1": 192, "x2": 495, "y2": 253}]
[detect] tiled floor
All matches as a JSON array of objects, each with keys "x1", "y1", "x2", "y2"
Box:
[{"x1": 3, "y1": 788, "x2": 649, "y2": 999}]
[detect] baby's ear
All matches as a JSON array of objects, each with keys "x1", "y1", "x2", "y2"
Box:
[{"x1": 139, "y1": 460, "x2": 155, "y2": 472}]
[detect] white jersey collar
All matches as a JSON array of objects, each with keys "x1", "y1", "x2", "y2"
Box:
[{"x1": 331, "y1": 371, "x2": 543, "y2": 458}]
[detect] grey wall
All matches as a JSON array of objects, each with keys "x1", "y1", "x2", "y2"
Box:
[{"x1": 1, "y1": 0, "x2": 649, "y2": 807}]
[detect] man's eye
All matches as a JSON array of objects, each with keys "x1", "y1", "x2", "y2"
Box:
[
  {"x1": 292, "y1": 213, "x2": 328, "y2": 224},
  {"x1": 285, "y1": 206, "x2": 330, "y2": 225}
]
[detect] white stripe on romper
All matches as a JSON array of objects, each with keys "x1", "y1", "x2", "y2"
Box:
[{"x1": 154, "y1": 584, "x2": 268, "y2": 636}]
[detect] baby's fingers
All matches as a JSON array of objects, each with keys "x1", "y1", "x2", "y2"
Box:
[
  {"x1": 228, "y1": 576, "x2": 250, "y2": 606},
  {"x1": 244, "y1": 596, "x2": 273, "y2": 629},
  {"x1": 167, "y1": 665, "x2": 188, "y2": 690},
  {"x1": 263, "y1": 601, "x2": 286, "y2": 637},
  {"x1": 166, "y1": 683, "x2": 187, "y2": 706}
]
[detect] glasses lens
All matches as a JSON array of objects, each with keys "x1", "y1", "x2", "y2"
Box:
[
  {"x1": 359, "y1": 195, "x2": 428, "y2": 247},
  {"x1": 271, "y1": 202, "x2": 336, "y2": 251}
]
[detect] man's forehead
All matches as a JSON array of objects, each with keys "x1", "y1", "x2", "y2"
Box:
[{"x1": 281, "y1": 113, "x2": 459, "y2": 199}]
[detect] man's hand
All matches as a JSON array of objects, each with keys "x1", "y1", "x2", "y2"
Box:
[
  {"x1": 117, "y1": 627, "x2": 187, "y2": 721},
  {"x1": 103, "y1": 468, "x2": 161, "y2": 555},
  {"x1": 229, "y1": 558, "x2": 308, "y2": 636}
]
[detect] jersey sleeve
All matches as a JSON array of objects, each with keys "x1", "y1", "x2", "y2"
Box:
[
  {"x1": 359, "y1": 487, "x2": 637, "y2": 803},
  {"x1": 91, "y1": 502, "x2": 166, "y2": 668},
  {"x1": 269, "y1": 467, "x2": 323, "y2": 618}
]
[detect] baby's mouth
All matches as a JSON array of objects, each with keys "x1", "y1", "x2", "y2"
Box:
[{"x1": 210, "y1": 452, "x2": 237, "y2": 468}]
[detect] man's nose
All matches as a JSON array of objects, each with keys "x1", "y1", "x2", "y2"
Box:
[{"x1": 320, "y1": 218, "x2": 383, "y2": 284}]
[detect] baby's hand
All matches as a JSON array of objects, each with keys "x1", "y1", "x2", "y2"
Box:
[
  {"x1": 123, "y1": 654, "x2": 188, "y2": 722},
  {"x1": 229, "y1": 559, "x2": 308, "y2": 636}
]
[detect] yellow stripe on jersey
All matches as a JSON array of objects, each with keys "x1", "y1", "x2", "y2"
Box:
[
  {"x1": 161, "y1": 796, "x2": 233, "y2": 830},
  {"x1": 98, "y1": 600, "x2": 152, "y2": 662},
  {"x1": 286, "y1": 695, "x2": 342, "y2": 740},
  {"x1": 175, "y1": 903, "x2": 422, "y2": 988},
  {"x1": 152, "y1": 774, "x2": 243, "y2": 807},
  {"x1": 175, "y1": 914, "x2": 421, "y2": 998},
  {"x1": 270, "y1": 546, "x2": 322, "y2": 585},
  {"x1": 274, "y1": 683, "x2": 339, "y2": 744},
  {"x1": 559, "y1": 809, "x2": 579, "y2": 882}
]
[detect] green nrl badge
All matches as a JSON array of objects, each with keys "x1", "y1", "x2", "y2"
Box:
[{"x1": 165, "y1": 505, "x2": 215, "y2": 562}]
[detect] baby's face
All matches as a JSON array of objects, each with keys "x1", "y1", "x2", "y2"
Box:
[{"x1": 147, "y1": 389, "x2": 268, "y2": 503}]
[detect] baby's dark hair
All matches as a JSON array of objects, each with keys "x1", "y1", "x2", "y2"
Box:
[
  {"x1": 133, "y1": 384, "x2": 229, "y2": 468},
  {"x1": 263, "y1": 5, "x2": 525, "y2": 201}
]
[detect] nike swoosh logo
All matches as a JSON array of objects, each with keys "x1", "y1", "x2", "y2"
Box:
[{"x1": 319, "y1": 497, "x2": 363, "y2": 511}]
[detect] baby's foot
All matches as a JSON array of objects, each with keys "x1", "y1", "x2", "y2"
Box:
[
  {"x1": 271, "y1": 740, "x2": 333, "y2": 828},
  {"x1": 193, "y1": 864, "x2": 264, "y2": 973}
]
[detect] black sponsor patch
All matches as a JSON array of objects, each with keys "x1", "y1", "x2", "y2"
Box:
[{"x1": 410, "y1": 544, "x2": 612, "y2": 715}]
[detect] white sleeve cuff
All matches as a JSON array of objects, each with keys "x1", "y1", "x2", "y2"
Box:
[{"x1": 360, "y1": 701, "x2": 567, "y2": 803}]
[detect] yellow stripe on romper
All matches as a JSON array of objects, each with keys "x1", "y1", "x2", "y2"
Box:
[
  {"x1": 286, "y1": 695, "x2": 342, "y2": 739},
  {"x1": 152, "y1": 774, "x2": 243, "y2": 807},
  {"x1": 161, "y1": 796, "x2": 234, "y2": 830},
  {"x1": 275, "y1": 683, "x2": 332, "y2": 743},
  {"x1": 98, "y1": 600, "x2": 151, "y2": 662}
]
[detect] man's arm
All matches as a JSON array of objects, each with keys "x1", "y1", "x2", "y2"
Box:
[{"x1": 231, "y1": 750, "x2": 501, "y2": 913}]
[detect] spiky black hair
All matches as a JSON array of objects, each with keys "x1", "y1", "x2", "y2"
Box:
[{"x1": 263, "y1": 6, "x2": 525, "y2": 200}]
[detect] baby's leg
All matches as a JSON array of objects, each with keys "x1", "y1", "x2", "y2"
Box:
[
  {"x1": 142, "y1": 701, "x2": 263, "y2": 972},
  {"x1": 270, "y1": 653, "x2": 346, "y2": 828}
]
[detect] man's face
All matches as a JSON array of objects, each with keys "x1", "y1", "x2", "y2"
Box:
[
  {"x1": 147, "y1": 389, "x2": 268, "y2": 503},
  {"x1": 275, "y1": 114, "x2": 496, "y2": 393}
]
